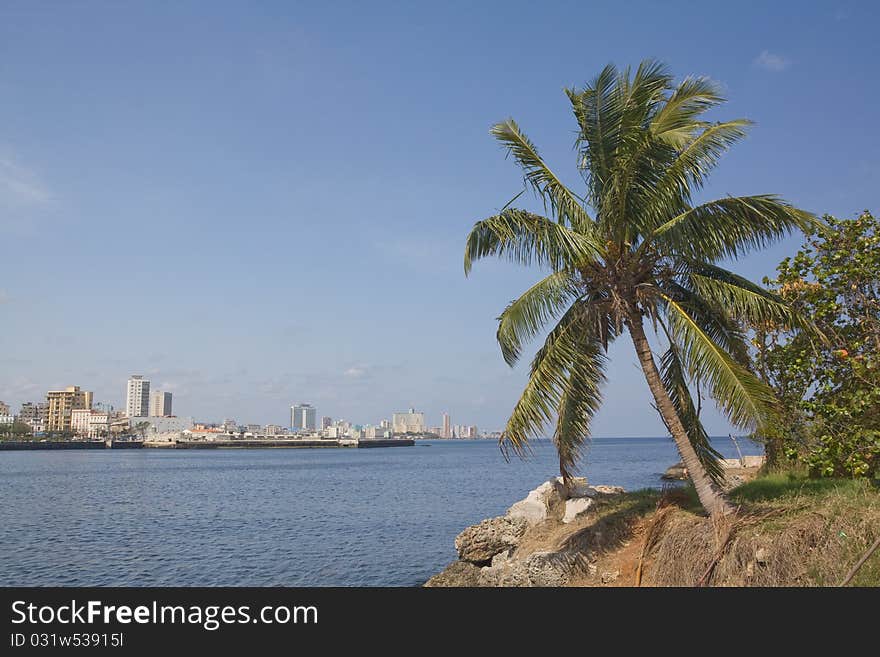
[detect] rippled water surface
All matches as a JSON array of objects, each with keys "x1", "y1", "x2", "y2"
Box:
[{"x1": 0, "y1": 438, "x2": 761, "y2": 586}]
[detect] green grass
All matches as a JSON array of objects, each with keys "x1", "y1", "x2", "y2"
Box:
[{"x1": 729, "y1": 472, "x2": 879, "y2": 504}]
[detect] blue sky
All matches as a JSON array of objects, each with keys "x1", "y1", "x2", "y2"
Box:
[{"x1": 1, "y1": 1, "x2": 877, "y2": 435}]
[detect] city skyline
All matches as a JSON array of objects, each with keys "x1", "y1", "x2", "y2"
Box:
[
  {"x1": 1, "y1": 3, "x2": 878, "y2": 436},
  {"x1": 1, "y1": 377, "x2": 484, "y2": 436}
]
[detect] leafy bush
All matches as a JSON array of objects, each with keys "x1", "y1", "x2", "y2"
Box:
[{"x1": 753, "y1": 211, "x2": 880, "y2": 477}]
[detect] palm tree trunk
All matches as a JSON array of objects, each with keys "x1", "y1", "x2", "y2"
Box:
[{"x1": 626, "y1": 311, "x2": 734, "y2": 518}]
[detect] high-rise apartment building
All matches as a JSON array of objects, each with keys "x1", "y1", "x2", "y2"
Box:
[
  {"x1": 392, "y1": 408, "x2": 426, "y2": 434},
  {"x1": 442, "y1": 412, "x2": 451, "y2": 439},
  {"x1": 149, "y1": 391, "x2": 172, "y2": 417},
  {"x1": 46, "y1": 386, "x2": 93, "y2": 432},
  {"x1": 320, "y1": 416, "x2": 333, "y2": 430},
  {"x1": 291, "y1": 403, "x2": 317, "y2": 431},
  {"x1": 125, "y1": 375, "x2": 150, "y2": 418}
]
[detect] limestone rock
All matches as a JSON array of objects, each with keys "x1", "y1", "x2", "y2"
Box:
[
  {"x1": 525, "y1": 551, "x2": 584, "y2": 587},
  {"x1": 454, "y1": 516, "x2": 527, "y2": 563},
  {"x1": 591, "y1": 485, "x2": 626, "y2": 495},
  {"x1": 662, "y1": 462, "x2": 688, "y2": 480},
  {"x1": 478, "y1": 549, "x2": 586, "y2": 587},
  {"x1": 423, "y1": 560, "x2": 482, "y2": 587},
  {"x1": 562, "y1": 497, "x2": 594, "y2": 523},
  {"x1": 506, "y1": 479, "x2": 566, "y2": 524}
]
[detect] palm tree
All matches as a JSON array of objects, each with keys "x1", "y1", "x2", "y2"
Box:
[{"x1": 464, "y1": 60, "x2": 816, "y2": 517}]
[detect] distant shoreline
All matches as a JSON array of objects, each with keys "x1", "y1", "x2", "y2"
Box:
[{"x1": 0, "y1": 438, "x2": 415, "y2": 451}]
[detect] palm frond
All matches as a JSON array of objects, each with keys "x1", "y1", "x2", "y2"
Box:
[
  {"x1": 496, "y1": 269, "x2": 581, "y2": 366},
  {"x1": 650, "y1": 76, "x2": 725, "y2": 142},
  {"x1": 662, "y1": 294, "x2": 779, "y2": 431},
  {"x1": 681, "y1": 260, "x2": 815, "y2": 331},
  {"x1": 643, "y1": 120, "x2": 752, "y2": 227},
  {"x1": 463, "y1": 209, "x2": 599, "y2": 275},
  {"x1": 501, "y1": 300, "x2": 608, "y2": 470},
  {"x1": 491, "y1": 119, "x2": 595, "y2": 230},
  {"x1": 566, "y1": 63, "x2": 620, "y2": 211},
  {"x1": 552, "y1": 341, "x2": 606, "y2": 484},
  {"x1": 650, "y1": 194, "x2": 818, "y2": 261},
  {"x1": 659, "y1": 344, "x2": 726, "y2": 484},
  {"x1": 659, "y1": 280, "x2": 752, "y2": 365}
]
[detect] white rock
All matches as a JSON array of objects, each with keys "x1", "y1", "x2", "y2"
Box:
[
  {"x1": 506, "y1": 478, "x2": 566, "y2": 524},
  {"x1": 562, "y1": 497, "x2": 594, "y2": 523}
]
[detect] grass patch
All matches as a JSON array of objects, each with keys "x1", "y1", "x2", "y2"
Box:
[
  {"x1": 729, "y1": 472, "x2": 877, "y2": 504},
  {"x1": 642, "y1": 470, "x2": 880, "y2": 586}
]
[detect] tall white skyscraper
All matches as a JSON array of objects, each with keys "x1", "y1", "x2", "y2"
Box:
[
  {"x1": 149, "y1": 391, "x2": 172, "y2": 417},
  {"x1": 291, "y1": 403, "x2": 317, "y2": 431},
  {"x1": 125, "y1": 375, "x2": 150, "y2": 418}
]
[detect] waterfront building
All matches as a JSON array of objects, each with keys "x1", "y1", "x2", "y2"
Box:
[
  {"x1": 365, "y1": 425, "x2": 392, "y2": 439},
  {"x1": 149, "y1": 391, "x2": 172, "y2": 417},
  {"x1": 321, "y1": 416, "x2": 332, "y2": 430},
  {"x1": 129, "y1": 416, "x2": 195, "y2": 436},
  {"x1": 0, "y1": 414, "x2": 13, "y2": 426},
  {"x1": 125, "y1": 375, "x2": 150, "y2": 418},
  {"x1": 0, "y1": 401, "x2": 9, "y2": 415},
  {"x1": 17, "y1": 401, "x2": 48, "y2": 433},
  {"x1": 70, "y1": 408, "x2": 110, "y2": 438},
  {"x1": 442, "y1": 412, "x2": 451, "y2": 439},
  {"x1": 291, "y1": 403, "x2": 317, "y2": 431},
  {"x1": 324, "y1": 426, "x2": 340, "y2": 438},
  {"x1": 46, "y1": 386, "x2": 93, "y2": 433},
  {"x1": 392, "y1": 408, "x2": 425, "y2": 434}
]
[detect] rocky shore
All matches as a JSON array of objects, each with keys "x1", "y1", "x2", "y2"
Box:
[
  {"x1": 425, "y1": 458, "x2": 766, "y2": 587},
  {"x1": 425, "y1": 477, "x2": 627, "y2": 587}
]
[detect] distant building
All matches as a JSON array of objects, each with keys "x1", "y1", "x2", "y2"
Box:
[
  {"x1": 149, "y1": 391, "x2": 172, "y2": 417},
  {"x1": 0, "y1": 414, "x2": 13, "y2": 426},
  {"x1": 365, "y1": 426, "x2": 392, "y2": 439},
  {"x1": 442, "y1": 412, "x2": 451, "y2": 439},
  {"x1": 321, "y1": 416, "x2": 333, "y2": 430},
  {"x1": 47, "y1": 386, "x2": 93, "y2": 433},
  {"x1": 129, "y1": 416, "x2": 195, "y2": 436},
  {"x1": 324, "y1": 426, "x2": 340, "y2": 439},
  {"x1": 452, "y1": 424, "x2": 479, "y2": 439},
  {"x1": 392, "y1": 408, "x2": 425, "y2": 434},
  {"x1": 17, "y1": 402, "x2": 48, "y2": 432},
  {"x1": 291, "y1": 403, "x2": 317, "y2": 431},
  {"x1": 125, "y1": 375, "x2": 150, "y2": 418},
  {"x1": 0, "y1": 401, "x2": 9, "y2": 415},
  {"x1": 70, "y1": 408, "x2": 110, "y2": 438},
  {"x1": 264, "y1": 424, "x2": 284, "y2": 436}
]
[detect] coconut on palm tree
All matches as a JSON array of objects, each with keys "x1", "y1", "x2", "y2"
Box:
[{"x1": 464, "y1": 60, "x2": 816, "y2": 518}]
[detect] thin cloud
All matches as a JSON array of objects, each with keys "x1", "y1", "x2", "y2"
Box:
[
  {"x1": 754, "y1": 50, "x2": 790, "y2": 73},
  {"x1": 0, "y1": 154, "x2": 52, "y2": 207},
  {"x1": 344, "y1": 366, "x2": 369, "y2": 379}
]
